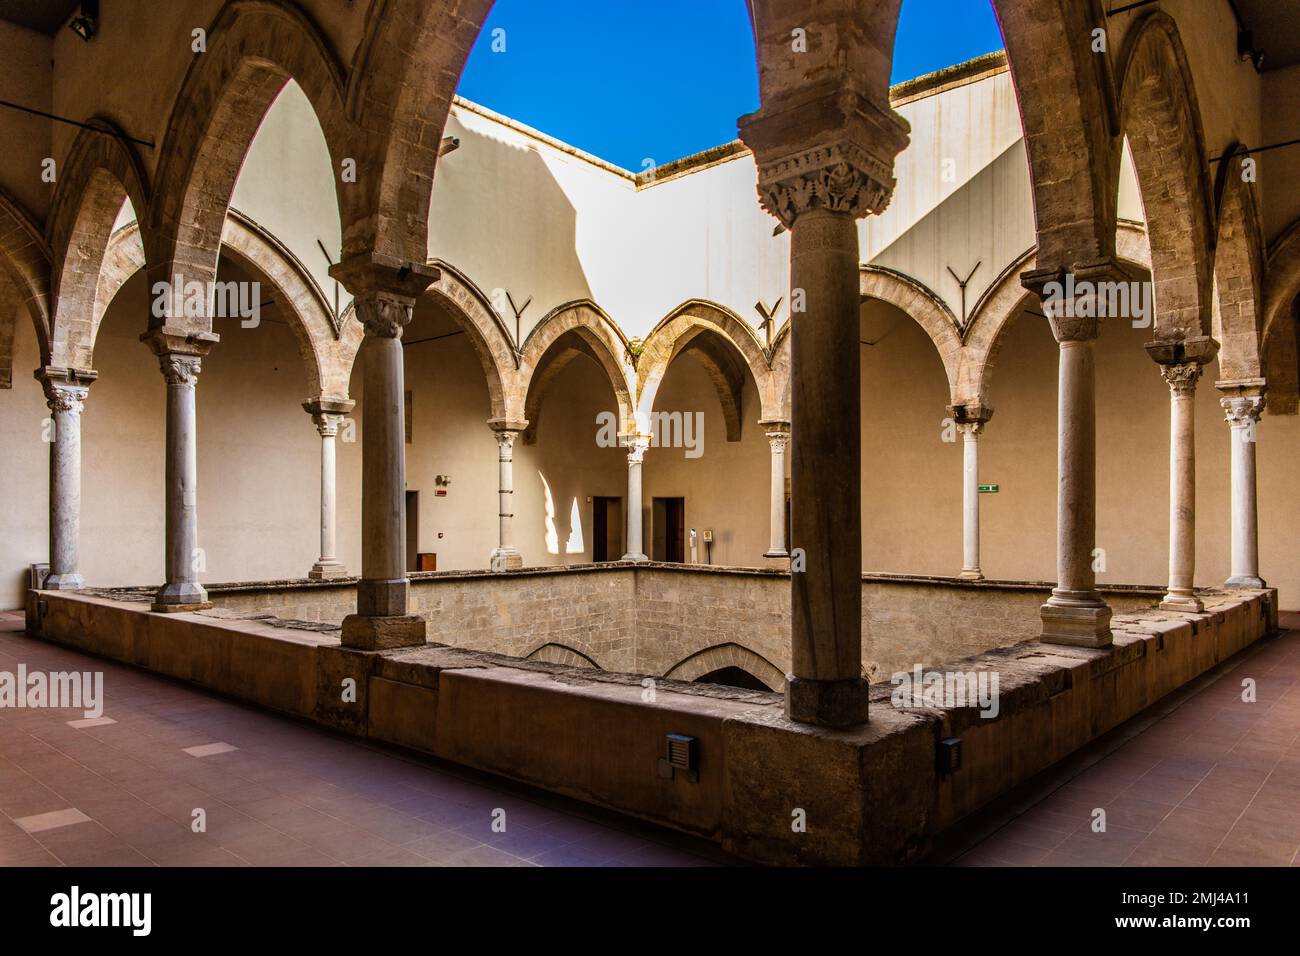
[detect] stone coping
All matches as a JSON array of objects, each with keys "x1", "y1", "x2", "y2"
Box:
[{"x1": 79, "y1": 562, "x2": 1169, "y2": 600}]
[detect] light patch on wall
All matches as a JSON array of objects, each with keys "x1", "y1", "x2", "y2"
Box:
[
  {"x1": 540, "y1": 472, "x2": 559, "y2": 555},
  {"x1": 566, "y1": 498, "x2": 585, "y2": 554}
]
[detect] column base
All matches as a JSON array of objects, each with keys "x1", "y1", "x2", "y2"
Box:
[
  {"x1": 1040, "y1": 594, "x2": 1112, "y2": 648},
  {"x1": 340, "y1": 613, "x2": 428, "y2": 650},
  {"x1": 1160, "y1": 591, "x2": 1205, "y2": 614},
  {"x1": 1224, "y1": 575, "x2": 1266, "y2": 589},
  {"x1": 308, "y1": 560, "x2": 350, "y2": 580},
  {"x1": 489, "y1": 549, "x2": 523, "y2": 571},
  {"x1": 785, "y1": 676, "x2": 870, "y2": 728},
  {"x1": 957, "y1": 568, "x2": 984, "y2": 581},
  {"x1": 621, "y1": 552, "x2": 648, "y2": 562},
  {"x1": 152, "y1": 581, "x2": 210, "y2": 613},
  {"x1": 43, "y1": 572, "x2": 85, "y2": 590},
  {"x1": 763, "y1": 549, "x2": 789, "y2": 559}
]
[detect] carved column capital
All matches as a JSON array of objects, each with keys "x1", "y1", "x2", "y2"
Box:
[
  {"x1": 329, "y1": 252, "x2": 440, "y2": 339},
  {"x1": 158, "y1": 354, "x2": 202, "y2": 388},
  {"x1": 303, "y1": 398, "x2": 355, "y2": 435},
  {"x1": 494, "y1": 429, "x2": 517, "y2": 455},
  {"x1": 739, "y1": 86, "x2": 909, "y2": 229},
  {"x1": 622, "y1": 433, "x2": 651, "y2": 463},
  {"x1": 354, "y1": 291, "x2": 417, "y2": 338},
  {"x1": 1146, "y1": 336, "x2": 1217, "y2": 396},
  {"x1": 947, "y1": 402, "x2": 993, "y2": 429},
  {"x1": 36, "y1": 366, "x2": 96, "y2": 415},
  {"x1": 1221, "y1": 394, "x2": 1265, "y2": 427},
  {"x1": 1159, "y1": 362, "x2": 1202, "y2": 395},
  {"x1": 1022, "y1": 259, "x2": 1137, "y2": 343},
  {"x1": 766, "y1": 430, "x2": 790, "y2": 453}
]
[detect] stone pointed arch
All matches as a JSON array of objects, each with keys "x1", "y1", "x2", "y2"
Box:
[
  {"x1": 525, "y1": 642, "x2": 601, "y2": 670},
  {"x1": 90, "y1": 215, "x2": 348, "y2": 401},
  {"x1": 860, "y1": 266, "x2": 961, "y2": 399},
  {"x1": 427, "y1": 260, "x2": 521, "y2": 422},
  {"x1": 146, "y1": 0, "x2": 353, "y2": 334},
  {"x1": 1117, "y1": 11, "x2": 1215, "y2": 339},
  {"x1": 1212, "y1": 148, "x2": 1266, "y2": 382},
  {"x1": 220, "y1": 211, "x2": 354, "y2": 400},
  {"x1": 635, "y1": 301, "x2": 781, "y2": 439},
  {"x1": 664, "y1": 642, "x2": 785, "y2": 692},
  {"x1": 0, "y1": 189, "x2": 52, "y2": 379},
  {"x1": 345, "y1": 0, "x2": 496, "y2": 263},
  {"x1": 1262, "y1": 219, "x2": 1300, "y2": 415},
  {"x1": 958, "y1": 248, "x2": 1037, "y2": 407},
  {"x1": 518, "y1": 300, "x2": 634, "y2": 445},
  {"x1": 991, "y1": 0, "x2": 1122, "y2": 271},
  {"x1": 46, "y1": 121, "x2": 151, "y2": 371},
  {"x1": 963, "y1": 223, "x2": 1153, "y2": 405}
]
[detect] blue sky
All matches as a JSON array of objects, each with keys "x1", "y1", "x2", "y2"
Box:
[{"x1": 456, "y1": 0, "x2": 1005, "y2": 170}]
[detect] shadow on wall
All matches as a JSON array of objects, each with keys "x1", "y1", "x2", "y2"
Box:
[{"x1": 429, "y1": 111, "x2": 597, "y2": 338}]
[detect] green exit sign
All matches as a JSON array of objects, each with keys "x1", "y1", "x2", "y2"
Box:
[{"x1": 978, "y1": 483, "x2": 999, "y2": 493}]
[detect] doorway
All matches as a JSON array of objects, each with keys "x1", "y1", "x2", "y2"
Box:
[
  {"x1": 652, "y1": 496, "x2": 686, "y2": 563},
  {"x1": 591, "y1": 496, "x2": 624, "y2": 562},
  {"x1": 404, "y1": 490, "x2": 419, "y2": 572}
]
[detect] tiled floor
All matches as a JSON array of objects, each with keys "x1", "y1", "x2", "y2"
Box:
[
  {"x1": 0, "y1": 612, "x2": 726, "y2": 867},
  {"x1": 954, "y1": 614, "x2": 1300, "y2": 866}
]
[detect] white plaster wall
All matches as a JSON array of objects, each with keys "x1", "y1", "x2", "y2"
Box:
[{"x1": 0, "y1": 307, "x2": 51, "y2": 607}]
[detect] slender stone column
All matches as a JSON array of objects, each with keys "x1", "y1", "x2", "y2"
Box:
[
  {"x1": 1022, "y1": 264, "x2": 1129, "y2": 648},
  {"x1": 740, "y1": 82, "x2": 908, "y2": 727},
  {"x1": 489, "y1": 419, "x2": 527, "y2": 570},
  {"x1": 763, "y1": 424, "x2": 790, "y2": 559},
  {"x1": 329, "y1": 255, "x2": 438, "y2": 649},
  {"x1": 141, "y1": 327, "x2": 218, "y2": 613},
  {"x1": 1147, "y1": 337, "x2": 1217, "y2": 613},
  {"x1": 304, "y1": 399, "x2": 354, "y2": 580},
  {"x1": 1218, "y1": 380, "x2": 1266, "y2": 588},
  {"x1": 621, "y1": 434, "x2": 650, "y2": 561},
  {"x1": 37, "y1": 367, "x2": 97, "y2": 590},
  {"x1": 949, "y1": 404, "x2": 992, "y2": 580}
]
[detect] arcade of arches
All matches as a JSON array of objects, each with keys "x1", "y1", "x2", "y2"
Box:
[{"x1": 1, "y1": 1, "x2": 1298, "y2": 865}]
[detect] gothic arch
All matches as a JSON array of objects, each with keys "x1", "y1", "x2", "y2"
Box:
[
  {"x1": 635, "y1": 301, "x2": 780, "y2": 440},
  {"x1": 146, "y1": 0, "x2": 353, "y2": 333},
  {"x1": 90, "y1": 215, "x2": 346, "y2": 400},
  {"x1": 519, "y1": 301, "x2": 634, "y2": 445},
  {"x1": 860, "y1": 266, "x2": 961, "y2": 399},
  {"x1": 963, "y1": 223, "x2": 1153, "y2": 405},
  {"x1": 1212, "y1": 148, "x2": 1266, "y2": 382},
  {"x1": 664, "y1": 643, "x2": 785, "y2": 691},
  {"x1": 1117, "y1": 11, "x2": 1215, "y2": 339},
  {"x1": 426, "y1": 261, "x2": 521, "y2": 423},
  {"x1": 525, "y1": 642, "x2": 601, "y2": 669},
  {"x1": 1262, "y1": 219, "x2": 1300, "y2": 415},
  {"x1": 0, "y1": 189, "x2": 52, "y2": 379},
  {"x1": 990, "y1": 0, "x2": 1122, "y2": 271},
  {"x1": 46, "y1": 122, "x2": 150, "y2": 371},
  {"x1": 344, "y1": 0, "x2": 496, "y2": 263}
]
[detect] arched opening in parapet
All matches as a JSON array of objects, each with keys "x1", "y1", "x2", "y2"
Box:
[{"x1": 695, "y1": 666, "x2": 771, "y2": 692}]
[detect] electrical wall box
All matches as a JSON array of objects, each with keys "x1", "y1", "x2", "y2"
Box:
[{"x1": 657, "y1": 733, "x2": 699, "y2": 782}]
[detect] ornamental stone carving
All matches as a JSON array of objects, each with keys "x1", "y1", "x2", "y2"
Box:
[
  {"x1": 758, "y1": 142, "x2": 896, "y2": 226},
  {"x1": 356, "y1": 291, "x2": 416, "y2": 338},
  {"x1": 159, "y1": 355, "x2": 202, "y2": 388},
  {"x1": 1160, "y1": 361, "x2": 1202, "y2": 395},
  {"x1": 1222, "y1": 394, "x2": 1264, "y2": 427}
]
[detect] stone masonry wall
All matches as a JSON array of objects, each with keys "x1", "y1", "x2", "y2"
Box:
[{"x1": 203, "y1": 565, "x2": 1165, "y2": 683}]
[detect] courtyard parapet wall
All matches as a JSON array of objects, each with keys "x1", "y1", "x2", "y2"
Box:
[
  {"x1": 138, "y1": 562, "x2": 1167, "y2": 680},
  {"x1": 23, "y1": 584, "x2": 1276, "y2": 865}
]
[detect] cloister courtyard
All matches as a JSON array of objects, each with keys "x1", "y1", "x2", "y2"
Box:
[{"x1": 1, "y1": 0, "x2": 1299, "y2": 887}]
